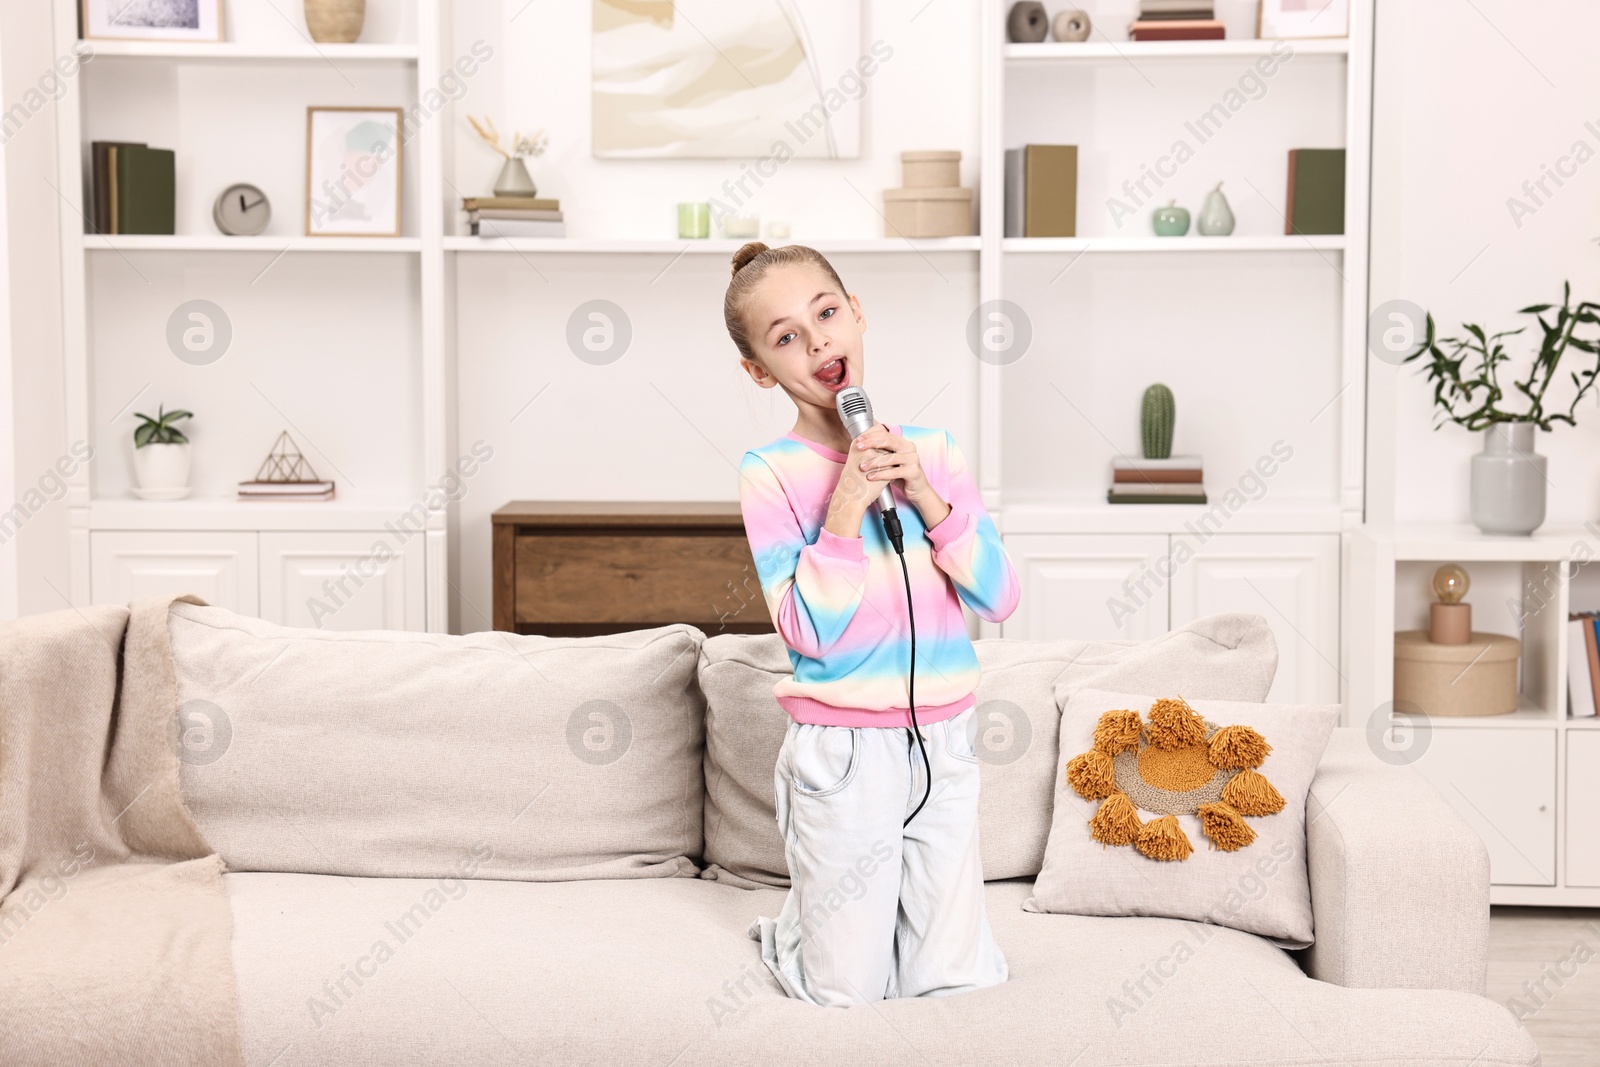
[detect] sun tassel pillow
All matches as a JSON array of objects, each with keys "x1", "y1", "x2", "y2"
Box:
[
  {"x1": 1065, "y1": 696, "x2": 1284, "y2": 861},
  {"x1": 1025, "y1": 687, "x2": 1339, "y2": 947}
]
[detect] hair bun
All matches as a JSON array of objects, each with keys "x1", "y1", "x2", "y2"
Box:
[{"x1": 730, "y1": 241, "x2": 770, "y2": 278}]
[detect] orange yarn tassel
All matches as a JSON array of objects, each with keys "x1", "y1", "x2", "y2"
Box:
[
  {"x1": 1208, "y1": 724, "x2": 1271, "y2": 770},
  {"x1": 1197, "y1": 801, "x2": 1256, "y2": 851},
  {"x1": 1134, "y1": 814, "x2": 1193, "y2": 861},
  {"x1": 1092, "y1": 709, "x2": 1143, "y2": 756},
  {"x1": 1222, "y1": 768, "x2": 1286, "y2": 816},
  {"x1": 1146, "y1": 697, "x2": 1207, "y2": 750},
  {"x1": 1066, "y1": 749, "x2": 1115, "y2": 799},
  {"x1": 1090, "y1": 791, "x2": 1143, "y2": 847}
]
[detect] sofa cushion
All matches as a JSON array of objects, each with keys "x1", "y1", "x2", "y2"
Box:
[
  {"x1": 698, "y1": 614, "x2": 1279, "y2": 887},
  {"x1": 169, "y1": 603, "x2": 705, "y2": 881},
  {"x1": 223, "y1": 873, "x2": 1537, "y2": 1066},
  {"x1": 1027, "y1": 687, "x2": 1340, "y2": 947}
]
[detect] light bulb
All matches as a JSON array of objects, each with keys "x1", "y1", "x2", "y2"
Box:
[{"x1": 1432, "y1": 563, "x2": 1469, "y2": 605}]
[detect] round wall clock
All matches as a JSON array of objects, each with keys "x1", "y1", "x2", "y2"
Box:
[{"x1": 213, "y1": 183, "x2": 271, "y2": 236}]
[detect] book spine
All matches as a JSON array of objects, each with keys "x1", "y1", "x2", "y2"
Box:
[
  {"x1": 1587, "y1": 616, "x2": 1600, "y2": 717},
  {"x1": 1285, "y1": 149, "x2": 1299, "y2": 236}
]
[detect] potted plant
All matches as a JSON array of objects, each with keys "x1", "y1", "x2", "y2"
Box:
[
  {"x1": 1404, "y1": 281, "x2": 1600, "y2": 535},
  {"x1": 132, "y1": 404, "x2": 193, "y2": 498}
]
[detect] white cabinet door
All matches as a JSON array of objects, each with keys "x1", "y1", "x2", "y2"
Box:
[
  {"x1": 1566, "y1": 731, "x2": 1600, "y2": 888},
  {"x1": 91, "y1": 531, "x2": 258, "y2": 613},
  {"x1": 1169, "y1": 533, "x2": 1340, "y2": 703},
  {"x1": 1412, "y1": 727, "x2": 1556, "y2": 886},
  {"x1": 260, "y1": 531, "x2": 424, "y2": 631},
  {"x1": 1001, "y1": 534, "x2": 1169, "y2": 642}
]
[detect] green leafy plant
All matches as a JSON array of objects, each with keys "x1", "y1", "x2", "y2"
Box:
[
  {"x1": 1403, "y1": 281, "x2": 1600, "y2": 431},
  {"x1": 132, "y1": 404, "x2": 192, "y2": 448}
]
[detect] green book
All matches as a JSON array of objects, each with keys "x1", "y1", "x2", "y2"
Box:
[
  {"x1": 113, "y1": 145, "x2": 175, "y2": 235},
  {"x1": 1285, "y1": 148, "x2": 1344, "y2": 236}
]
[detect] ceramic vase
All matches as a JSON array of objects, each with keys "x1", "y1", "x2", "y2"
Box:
[
  {"x1": 493, "y1": 157, "x2": 537, "y2": 197},
  {"x1": 304, "y1": 0, "x2": 365, "y2": 44},
  {"x1": 1007, "y1": 1, "x2": 1049, "y2": 42},
  {"x1": 1470, "y1": 422, "x2": 1546, "y2": 536}
]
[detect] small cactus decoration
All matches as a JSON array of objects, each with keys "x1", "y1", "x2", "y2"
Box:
[{"x1": 1141, "y1": 384, "x2": 1175, "y2": 460}]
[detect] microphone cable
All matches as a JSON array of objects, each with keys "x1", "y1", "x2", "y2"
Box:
[{"x1": 894, "y1": 539, "x2": 930, "y2": 828}]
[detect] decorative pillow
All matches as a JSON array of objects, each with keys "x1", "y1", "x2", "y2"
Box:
[
  {"x1": 698, "y1": 613, "x2": 1278, "y2": 887},
  {"x1": 1025, "y1": 687, "x2": 1338, "y2": 948},
  {"x1": 169, "y1": 603, "x2": 708, "y2": 882}
]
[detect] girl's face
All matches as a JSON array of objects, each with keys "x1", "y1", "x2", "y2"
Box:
[{"x1": 739, "y1": 263, "x2": 866, "y2": 412}]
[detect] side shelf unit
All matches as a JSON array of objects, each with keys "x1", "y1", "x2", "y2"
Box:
[{"x1": 1347, "y1": 523, "x2": 1600, "y2": 905}]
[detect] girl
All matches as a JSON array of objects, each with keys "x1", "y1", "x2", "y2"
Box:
[{"x1": 723, "y1": 241, "x2": 1020, "y2": 1008}]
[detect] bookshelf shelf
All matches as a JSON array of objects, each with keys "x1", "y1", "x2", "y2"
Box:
[
  {"x1": 83, "y1": 234, "x2": 422, "y2": 252},
  {"x1": 442, "y1": 236, "x2": 982, "y2": 254},
  {"x1": 1002, "y1": 235, "x2": 1346, "y2": 253},
  {"x1": 1002, "y1": 39, "x2": 1350, "y2": 61},
  {"x1": 82, "y1": 41, "x2": 419, "y2": 61},
  {"x1": 997, "y1": 500, "x2": 1344, "y2": 535},
  {"x1": 86, "y1": 498, "x2": 422, "y2": 531}
]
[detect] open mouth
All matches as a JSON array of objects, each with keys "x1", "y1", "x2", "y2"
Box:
[{"x1": 813, "y1": 357, "x2": 849, "y2": 391}]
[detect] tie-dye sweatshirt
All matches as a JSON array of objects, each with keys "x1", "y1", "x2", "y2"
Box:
[{"x1": 737, "y1": 423, "x2": 1020, "y2": 728}]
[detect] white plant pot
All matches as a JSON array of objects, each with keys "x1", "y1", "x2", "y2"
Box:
[{"x1": 133, "y1": 441, "x2": 191, "y2": 491}]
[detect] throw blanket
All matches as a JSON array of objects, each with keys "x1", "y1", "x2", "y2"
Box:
[{"x1": 0, "y1": 594, "x2": 244, "y2": 1066}]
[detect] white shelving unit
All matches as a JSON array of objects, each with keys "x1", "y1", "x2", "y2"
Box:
[
  {"x1": 49, "y1": 0, "x2": 1371, "y2": 667},
  {"x1": 52, "y1": 0, "x2": 447, "y2": 631},
  {"x1": 975, "y1": 0, "x2": 1374, "y2": 706},
  {"x1": 1347, "y1": 523, "x2": 1600, "y2": 905}
]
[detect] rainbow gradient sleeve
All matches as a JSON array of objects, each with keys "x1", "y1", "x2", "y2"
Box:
[{"x1": 737, "y1": 425, "x2": 1020, "y2": 729}]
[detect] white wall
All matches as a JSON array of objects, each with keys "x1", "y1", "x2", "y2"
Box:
[
  {"x1": 1369, "y1": 0, "x2": 1600, "y2": 526},
  {"x1": 1, "y1": 0, "x2": 71, "y2": 620},
  {"x1": 446, "y1": 2, "x2": 985, "y2": 631}
]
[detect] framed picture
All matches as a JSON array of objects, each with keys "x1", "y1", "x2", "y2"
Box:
[
  {"x1": 80, "y1": 0, "x2": 223, "y2": 42},
  {"x1": 592, "y1": 0, "x2": 864, "y2": 159},
  {"x1": 1258, "y1": 0, "x2": 1349, "y2": 39},
  {"x1": 304, "y1": 107, "x2": 404, "y2": 238}
]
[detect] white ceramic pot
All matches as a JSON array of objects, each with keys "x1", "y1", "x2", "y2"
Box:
[{"x1": 133, "y1": 441, "x2": 191, "y2": 490}]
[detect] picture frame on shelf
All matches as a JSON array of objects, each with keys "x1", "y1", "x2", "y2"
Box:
[
  {"x1": 79, "y1": 0, "x2": 223, "y2": 42},
  {"x1": 1258, "y1": 0, "x2": 1349, "y2": 39},
  {"x1": 304, "y1": 106, "x2": 403, "y2": 238}
]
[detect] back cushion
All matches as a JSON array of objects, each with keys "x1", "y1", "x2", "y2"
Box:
[
  {"x1": 698, "y1": 613, "x2": 1278, "y2": 887},
  {"x1": 169, "y1": 603, "x2": 706, "y2": 881}
]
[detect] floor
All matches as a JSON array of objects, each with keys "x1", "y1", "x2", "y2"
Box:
[{"x1": 1488, "y1": 906, "x2": 1600, "y2": 1064}]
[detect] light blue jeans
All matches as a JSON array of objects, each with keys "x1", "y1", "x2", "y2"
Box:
[{"x1": 746, "y1": 705, "x2": 1009, "y2": 1006}]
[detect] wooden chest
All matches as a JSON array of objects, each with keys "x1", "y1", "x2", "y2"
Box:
[{"x1": 491, "y1": 501, "x2": 774, "y2": 637}]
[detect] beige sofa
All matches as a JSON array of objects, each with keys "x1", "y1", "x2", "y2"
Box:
[{"x1": 0, "y1": 598, "x2": 1539, "y2": 1066}]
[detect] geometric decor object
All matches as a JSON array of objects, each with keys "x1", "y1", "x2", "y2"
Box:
[{"x1": 253, "y1": 431, "x2": 322, "y2": 483}]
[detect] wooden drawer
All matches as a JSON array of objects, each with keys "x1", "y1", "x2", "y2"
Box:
[{"x1": 493, "y1": 501, "x2": 774, "y2": 637}]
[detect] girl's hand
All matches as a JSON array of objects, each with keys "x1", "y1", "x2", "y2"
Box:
[{"x1": 853, "y1": 424, "x2": 951, "y2": 528}]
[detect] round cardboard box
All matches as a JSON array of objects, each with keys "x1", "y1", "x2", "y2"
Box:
[{"x1": 1393, "y1": 629, "x2": 1520, "y2": 717}]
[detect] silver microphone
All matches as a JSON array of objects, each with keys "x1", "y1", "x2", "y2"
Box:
[
  {"x1": 835, "y1": 386, "x2": 896, "y2": 515},
  {"x1": 835, "y1": 385, "x2": 905, "y2": 554}
]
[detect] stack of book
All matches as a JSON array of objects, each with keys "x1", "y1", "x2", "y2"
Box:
[
  {"x1": 1129, "y1": 0, "x2": 1225, "y2": 40},
  {"x1": 1566, "y1": 612, "x2": 1600, "y2": 718},
  {"x1": 463, "y1": 196, "x2": 565, "y2": 238},
  {"x1": 91, "y1": 141, "x2": 175, "y2": 235},
  {"x1": 1108, "y1": 455, "x2": 1207, "y2": 504},
  {"x1": 237, "y1": 479, "x2": 336, "y2": 502}
]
